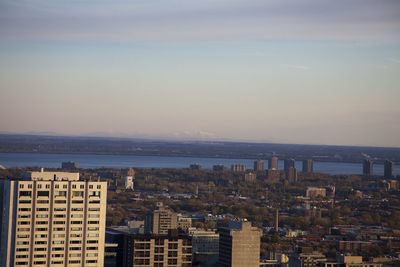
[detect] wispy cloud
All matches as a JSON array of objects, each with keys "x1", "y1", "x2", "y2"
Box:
[
  {"x1": 286, "y1": 65, "x2": 310, "y2": 70},
  {"x1": 387, "y1": 58, "x2": 400, "y2": 64},
  {"x1": 1, "y1": 0, "x2": 399, "y2": 42}
]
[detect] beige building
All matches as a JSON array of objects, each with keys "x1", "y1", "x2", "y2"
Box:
[
  {"x1": 218, "y1": 220, "x2": 262, "y2": 267},
  {"x1": 0, "y1": 169, "x2": 107, "y2": 267},
  {"x1": 144, "y1": 205, "x2": 178, "y2": 235},
  {"x1": 306, "y1": 187, "x2": 327, "y2": 198}
]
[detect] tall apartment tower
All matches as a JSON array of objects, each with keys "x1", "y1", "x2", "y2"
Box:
[
  {"x1": 231, "y1": 164, "x2": 246, "y2": 172},
  {"x1": 144, "y1": 204, "x2": 178, "y2": 235},
  {"x1": 284, "y1": 158, "x2": 295, "y2": 172},
  {"x1": 218, "y1": 220, "x2": 262, "y2": 267},
  {"x1": 286, "y1": 167, "x2": 298, "y2": 183},
  {"x1": 268, "y1": 156, "x2": 278, "y2": 170},
  {"x1": 362, "y1": 159, "x2": 373, "y2": 176},
  {"x1": 253, "y1": 160, "x2": 264, "y2": 172},
  {"x1": 384, "y1": 160, "x2": 394, "y2": 178},
  {"x1": 302, "y1": 159, "x2": 313, "y2": 173},
  {"x1": 0, "y1": 169, "x2": 107, "y2": 267}
]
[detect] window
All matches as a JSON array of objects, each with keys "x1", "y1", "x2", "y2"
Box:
[
  {"x1": 35, "y1": 228, "x2": 48, "y2": 231},
  {"x1": 37, "y1": 208, "x2": 48, "y2": 211},
  {"x1": 89, "y1": 191, "x2": 100, "y2": 197},
  {"x1": 37, "y1": 200, "x2": 49, "y2": 204},
  {"x1": 16, "y1": 255, "x2": 28, "y2": 258},
  {"x1": 19, "y1": 200, "x2": 31, "y2": 204},
  {"x1": 28, "y1": 184, "x2": 32, "y2": 189},
  {"x1": 54, "y1": 214, "x2": 65, "y2": 218},
  {"x1": 34, "y1": 234, "x2": 47, "y2": 238},
  {"x1": 88, "y1": 227, "x2": 99, "y2": 231},
  {"x1": 69, "y1": 260, "x2": 80, "y2": 264},
  {"x1": 71, "y1": 227, "x2": 82, "y2": 231},
  {"x1": 71, "y1": 221, "x2": 82, "y2": 225},
  {"x1": 89, "y1": 200, "x2": 100, "y2": 204},
  {"x1": 86, "y1": 253, "x2": 98, "y2": 257},
  {"x1": 16, "y1": 248, "x2": 29, "y2": 252},
  {"x1": 36, "y1": 221, "x2": 48, "y2": 225},
  {"x1": 89, "y1": 185, "x2": 93, "y2": 189},
  {"x1": 72, "y1": 191, "x2": 84, "y2": 197},
  {"x1": 55, "y1": 184, "x2": 59, "y2": 189},
  {"x1": 72, "y1": 185, "x2": 76, "y2": 189},
  {"x1": 88, "y1": 221, "x2": 99, "y2": 225},
  {"x1": 70, "y1": 247, "x2": 81, "y2": 251},
  {"x1": 35, "y1": 241, "x2": 47, "y2": 245},
  {"x1": 72, "y1": 200, "x2": 83, "y2": 204},
  {"x1": 19, "y1": 191, "x2": 31, "y2": 197},
  {"x1": 52, "y1": 254, "x2": 64, "y2": 258},
  {"x1": 37, "y1": 191, "x2": 49, "y2": 197},
  {"x1": 16, "y1": 241, "x2": 29, "y2": 245},
  {"x1": 87, "y1": 240, "x2": 98, "y2": 244},
  {"x1": 52, "y1": 247, "x2": 64, "y2": 251},
  {"x1": 36, "y1": 214, "x2": 48, "y2": 218},
  {"x1": 53, "y1": 234, "x2": 65, "y2": 238},
  {"x1": 55, "y1": 200, "x2": 66, "y2": 204},
  {"x1": 168, "y1": 243, "x2": 178, "y2": 249},
  {"x1": 54, "y1": 208, "x2": 66, "y2": 212},
  {"x1": 63, "y1": 185, "x2": 67, "y2": 189},
  {"x1": 18, "y1": 208, "x2": 31, "y2": 212},
  {"x1": 15, "y1": 261, "x2": 28, "y2": 265},
  {"x1": 53, "y1": 241, "x2": 64, "y2": 245},
  {"x1": 69, "y1": 253, "x2": 81, "y2": 257},
  {"x1": 70, "y1": 240, "x2": 81, "y2": 244},
  {"x1": 97, "y1": 185, "x2": 101, "y2": 189},
  {"x1": 46, "y1": 184, "x2": 50, "y2": 189},
  {"x1": 86, "y1": 260, "x2": 97, "y2": 264},
  {"x1": 53, "y1": 227, "x2": 65, "y2": 231},
  {"x1": 18, "y1": 221, "x2": 30, "y2": 225},
  {"x1": 80, "y1": 185, "x2": 84, "y2": 189},
  {"x1": 88, "y1": 208, "x2": 100, "y2": 211},
  {"x1": 33, "y1": 261, "x2": 46, "y2": 265},
  {"x1": 53, "y1": 221, "x2": 65, "y2": 225},
  {"x1": 18, "y1": 214, "x2": 31, "y2": 218},
  {"x1": 87, "y1": 233, "x2": 99, "y2": 237},
  {"x1": 71, "y1": 214, "x2": 83, "y2": 218},
  {"x1": 71, "y1": 208, "x2": 83, "y2": 211},
  {"x1": 70, "y1": 233, "x2": 82, "y2": 238},
  {"x1": 86, "y1": 247, "x2": 98, "y2": 251},
  {"x1": 35, "y1": 247, "x2": 47, "y2": 251},
  {"x1": 54, "y1": 191, "x2": 66, "y2": 197},
  {"x1": 19, "y1": 184, "x2": 24, "y2": 189}
]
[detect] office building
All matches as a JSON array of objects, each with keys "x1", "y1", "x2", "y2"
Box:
[
  {"x1": 144, "y1": 205, "x2": 178, "y2": 235},
  {"x1": 231, "y1": 164, "x2": 246, "y2": 172},
  {"x1": 284, "y1": 158, "x2": 295, "y2": 172},
  {"x1": 384, "y1": 160, "x2": 394, "y2": 178},
  {"x1": 253, "y1": 160, "x2": 264, "y2": 172},
  {"x1": 61, "y1": 161, "x2": 78, "y2": 169},
  {"x1": 302, "y1": 159, "x2": 313, "y2": 173},
  {"x1": 362, "y1": 159, "x2": 373, "y2": 176},
  {"x1": 286, "y1": 167, "x2": 298, "y2": 183},
  {"x1": 268, "y1": 156, "x2": 278, "y2": 170},
  {"x1": 0, "y1": 169, "x2": 107, "y2": 267},
  {"x1": 218, "y1": 220, "x2": 262, "y2": 267}
]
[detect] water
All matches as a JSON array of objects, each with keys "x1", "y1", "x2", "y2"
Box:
[{"x1": 0, "y1": 153, "x2": 399, "y2": 176}]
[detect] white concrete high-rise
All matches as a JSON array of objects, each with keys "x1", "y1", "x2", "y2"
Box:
[{"x1": 0, "y1": 169, "x2": 107, "y2": 267}]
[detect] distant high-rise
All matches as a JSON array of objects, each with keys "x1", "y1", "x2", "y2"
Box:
[
  {"x1": 213, "y1": 164, "x2": 227, "y2": 171},
  {"x1": 218, "y1": 220, "x2": 261, "y2": 267},
  {"x1": 268, "y1": 156, "x2": 278, "y2": 170},
  {"x1": 125, "y1": 168, "x2": 135, "y2": 190},
  {"x1": 253, "y1": 160, "x2": 264, "y2": 172},
  {"x1": 0, "y1": 169, "x2": 107, "y2": 267},
  {"x1": 144, "y1": 204, "x2": 178, "y2": 234},
  {"x1": 61, "y1": 161, "x2": 78, "y2": 169},
  {"x1": 286, "y1": 167, "x2": 298, "y2": 183},
  {"x1": 231, "y1": 164, "x2": 246, "y2": 172},
  {"x1": 362, "y1": 159, "x2": 373, "y2": 176},
  {"x1": 302, "y1": 159, "x2": 313, "y2": 173},
  {"x1": 284, "y1": 158, "x2": 295, "y2": 171},
  {"x1": 190, "y1": 163, "x2": 203, "y2": 170},
  {"x1": 384, "y1": 160, "x2": 394, "y2": 178},
  {"x1": 244, "y1": 172, "x2": 257, "y2": 183}
]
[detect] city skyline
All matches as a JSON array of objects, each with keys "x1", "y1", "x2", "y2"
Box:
[{"x1": 1, "y1": 0, "x2": 400, "y2": 147}]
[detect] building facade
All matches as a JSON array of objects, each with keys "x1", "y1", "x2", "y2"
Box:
[
  {"x1": 362, "y1": 159, "x2": 373, "y2": 176},
  {"x1": 0, "y1": 169, "x2": 107, "y2": 267},
  {"x1": 144, "y1": 206, "x2": 178, "y2": 235},
  {"x1": 284, "y1": 158, "x2": 295, "y2": 172},
  {"x1": 253, "y1": 160, "x2": 265, "y2": 172},
  {"x1": 231, "y1": 164, "x2": 246, "y2": 172},
  {"x1": 302, "y1": 159, "x2": 313, "y2": 173},
  {"x1": 384, "y1": 160, "x2": 394, "y2": 178},
  {"x1": 218, "y1": 220, "x2": 261, "y2": 267},
  {"x1": 268, "y1": 156, "x2": 278, "y2": 170}
]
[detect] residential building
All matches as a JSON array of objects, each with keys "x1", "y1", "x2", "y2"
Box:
[
  {"x1": 218, "y1": 220, "x2": 262, "y2": 267},
  {"x1": 284, "y1": 158, "x2": 295, "y2": 172},
  {"x1": 253, "y1": 160, "x2": 264, "y2": 172},
  {"x1": 286, "y1": 167, "x2": 298, "y2": 183},
  {"x1": 244, "y1": 172, "x2": 257, "y2": 183},
  {"x1": 121, "y1": 230, "x2": 192, "y2": 267},
  {"x1": 302, "y1": 159, "x2": 313, "y2": 173},
  {"x1": 384, "y1": 160, "x2": 394, "y2": 178},
  {"x1": 213, "y1": 164, "x2": 227, "y2": 171},
  {"x1": 190, "y1": 164, "x2": 203, "y2": 170},
  {"x1": 144, "y1": 205, "x2": 178, "y2": 235},
  {"x1": 363, "y1": 159, "x2": 373, "y2": 176},
  {"x1": 231, "y1": 164, "x2": 246, "y2": 172},
  {"x1": 0, "y1": 169, "x2": 107, "y2": 267},
  {"x1": 268, "y1": 156, "x2": 278, "y2": 170}
]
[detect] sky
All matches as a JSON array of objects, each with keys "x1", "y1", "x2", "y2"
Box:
[{"x1": 0, "y1": 0, "x2": 400, "y2": 147}]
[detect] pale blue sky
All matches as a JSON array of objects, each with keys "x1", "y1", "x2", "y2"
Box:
[{"x1": 1, "y1": 0, "x2": 400, "y2": 147}]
